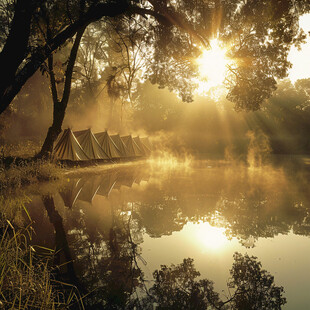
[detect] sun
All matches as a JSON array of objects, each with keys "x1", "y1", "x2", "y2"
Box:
[{"x1": 196, "y1": 39, "x2": 230, "y2": 93}]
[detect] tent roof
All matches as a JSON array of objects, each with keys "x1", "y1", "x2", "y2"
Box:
[
  {"x1": 121, "y1": 135, "x2": 143, "y2": 157},
  {"x1": 140, "y1": 137, "x2": 152, "y2": 151},
  {"x1": 53, "y1": 128, "x2": 89, "y2": 161},
  {"x1": 74, "y1": 129, "x2": 109, "y2": 160},
  {"x1": 114, "y1": 170, "x2": 136, "y2": 189},
  {"x1": 95, "y1": 131, "x2": 121, "y2": 159},
  {"x1": 110, "y1": 134, "x2": 130, "y2": 158},
  {"x1": 97, "y1": 173, "x2": 117, "y2": 197},
  {"x1": 133, "y1": 136, "x2": 151, "y2": 156}
]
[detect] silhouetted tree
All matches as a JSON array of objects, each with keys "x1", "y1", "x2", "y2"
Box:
[
  {"x1": 141, "y1": 253, "x2": 286, "y2": 310},
  {"x1": 1, "y1": 0, "x2": 310, "y2": 116}
]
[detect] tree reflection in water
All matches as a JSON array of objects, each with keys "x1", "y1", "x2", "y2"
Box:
[
  {"x1": 27, "y1": 163, "x2": 310, "y2": 308},
  {"x1": 41, "y1": 194, "x2": 286, "y2": 309},
  {"x1": 139, "y1": 254, "x2": 286, "y2": 310}
]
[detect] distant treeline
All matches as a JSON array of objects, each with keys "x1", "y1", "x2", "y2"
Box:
[
  {"x1": 132, "y1": 79, "x2": 310, "y2": 156},
  {"x1": 1, "y1": 77, "x2": 310, "y2": 157}
]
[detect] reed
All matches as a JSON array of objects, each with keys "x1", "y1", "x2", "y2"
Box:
[
  {"x1": 0, "y1": 196, "x2": 84, "y2": 309},
  {"x1": 0, "y1": 159, "x2": 62, "y2": 193}
]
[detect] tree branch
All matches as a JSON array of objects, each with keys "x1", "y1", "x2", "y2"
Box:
[{"x1": 129, "y1": 6, "x2": 209, "y2": 48}]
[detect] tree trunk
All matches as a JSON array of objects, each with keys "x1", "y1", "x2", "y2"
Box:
[
  {"x1": 42, "y1": 195, "x2": 84, "y2": 292},
  {"x1": 0, "y1": 0, "x2": 36, "y2": 104},
  {"x1": 0, "y1": 1, "x2": 130, "y2": 115},
  {"x1": 38, "y1": 103, "x2": 66, "y2": 158},
  {"x1": 37, "y1": 26, "x2": 86, "y2": 159}
]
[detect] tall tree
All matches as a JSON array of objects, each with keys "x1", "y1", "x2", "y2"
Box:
[
  {"x1": 0, "y1": 0, "x2": 130, "y2": 114},
  {"x1": 1, "y1": 0, "x2": 309, "y2": 116},
  {"x1": 38, "y1": 26, "x2": 86, "y2": 158}
]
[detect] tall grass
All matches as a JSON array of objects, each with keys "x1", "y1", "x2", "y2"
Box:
[
  {"x1": 0, "y1": 140, "x2": 41, "y2": 158},
  {"x1": 0, "y1": 159, "x2": 62, "y2": 193},
  {"x1": 0, "y1": 196, "x2": 84, "y2": 309}
]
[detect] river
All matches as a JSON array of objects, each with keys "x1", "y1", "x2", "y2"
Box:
[{"x1": 25, "y1": 156, "x2": 310, "y2": 309}]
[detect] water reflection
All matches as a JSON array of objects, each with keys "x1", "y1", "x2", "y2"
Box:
[
  {"x1": 25, "y1": 159, "x2": 310, "y2": 308},
  {"x1": 139, "y1": 253, "x2": 286, "y2": 310},
  {"x1": 194, "y1": 222, "x2": 229, "y2": 250},
  {"x1": 37, "y1": 195, "x2": 287, "y2": 309}
]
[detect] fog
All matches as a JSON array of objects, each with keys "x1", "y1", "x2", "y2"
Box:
[{"x1": 1, "y1": 72, "x2": 310, "y2": 161}]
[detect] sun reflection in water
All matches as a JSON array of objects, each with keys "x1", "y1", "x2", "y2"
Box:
[{"x1": 194, "y1": 222, "x2": 229, "y2": 251}]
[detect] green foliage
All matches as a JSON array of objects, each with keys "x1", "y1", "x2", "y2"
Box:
[
  {"x1": 132, "y1": 79, "x2": 310, "y2": 156},
  {"x1": 2, "y1": 0, "x2": 309, "y2": 118},
  {"x1": 223, "y1": 0, "x2": 307, "y2": 110}
]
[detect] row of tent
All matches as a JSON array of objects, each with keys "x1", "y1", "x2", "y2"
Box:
[{"x1": 53, "y1": 128, "x2": 152, "y2": 161}]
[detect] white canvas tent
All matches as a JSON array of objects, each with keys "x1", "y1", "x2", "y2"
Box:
[
  {"x1": 110, "y1": 134, "x2": 130, "y2": 158},
  {"x1": 121, "y1": 135, "x2": 143, "y2": 157},
  {"x1": 74, "y1": 129, "x2": 109, "y2": 160},
  {"x1": 133, "y1": 136, "x2": 151, "y2": 156},
  {"x1": 140, "y1": 137, "x2": 152, "y2": 151},
  {"x1": 53, "y1": 128, "x2": 89, "y2": 161},
  {"x1": 95, "y1": 131, "x2": 121, "y2": 159}
]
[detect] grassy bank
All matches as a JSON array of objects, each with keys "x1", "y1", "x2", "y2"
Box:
[
  {"x1": 0, "y1": 140, "x2": 87, "y2": 308},
  {"x1": 0, "y1": 159, "x2": 62, "y2": 193},
  {"x1": 0, "y1": 139, "x2": 63, "y2": 192}
]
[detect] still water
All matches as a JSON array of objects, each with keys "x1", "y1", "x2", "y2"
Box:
[{"x1": 26, "y1": 157, "x2": 310, "y2": 309}]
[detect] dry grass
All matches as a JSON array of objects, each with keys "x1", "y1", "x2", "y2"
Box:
[
  {"x1": 0, "y1": 159, "x2": 62, "y2": 193},
  {"x1": 0, "y1": 141, "x2": 85, "y2": 308},
  {"x1": 0, "y1": 140, "x2": 42, "y2": 158},
  {"x1": 0, "y1": 196, "x2": 84, "y2": 309}
]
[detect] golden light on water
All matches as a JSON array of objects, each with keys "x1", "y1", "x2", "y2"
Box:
[
  {"x1": 195, "y1": 222, "x2": 229, "y2": 251},
  {"x1": 148, "y1": 152, "x2": 192, "y2": 171},
  {"x1": 196, "y1": 39, "x2": 230, "y2": 93}
]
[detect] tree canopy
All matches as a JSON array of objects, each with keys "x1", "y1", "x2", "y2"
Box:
[{"x1": 0, "y1": 0, "x2": 309, "y2": 115}]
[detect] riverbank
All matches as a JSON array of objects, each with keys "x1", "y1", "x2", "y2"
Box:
[
  {"x1": 0, "y1": 154, "x2": 151, "y2": 308},
  {"x1": 0, "y1": 192, "x2": 85, "y2": 309},
  {"x1": 0, "y1": 158, "x2": 62, "y2": 193}
]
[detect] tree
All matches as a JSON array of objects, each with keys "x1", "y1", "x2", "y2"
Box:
[
  {"x1": 0, "y1": 0, "x2": 129, "y2": 115},
  {"x1": 228, "y1": 252, "x2": 286, "y2": 310},
  {"x1": 38, "y1": 24, "x2": 87, "y2": 157},
  {"x1": 1, "y1": 1, "x2": 310, "y2": 159},
  {"x1": 1, "y1": 0, "x2": 310, "y2": 115}
]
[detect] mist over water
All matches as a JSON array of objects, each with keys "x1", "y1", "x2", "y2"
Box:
[
  {"x1": 2, "y1": 3, "x2": 310, "y2": 309},
  {"x1": 21, "y1": 155, "x2": 310, "y2": 309},
  {"x1": 2, "y1": 78, "x2": 310, "y2": 163}
]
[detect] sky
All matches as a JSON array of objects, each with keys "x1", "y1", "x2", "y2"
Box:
[{"x1": 288, "y1": 13, "x2": 310, "y2": 83}]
